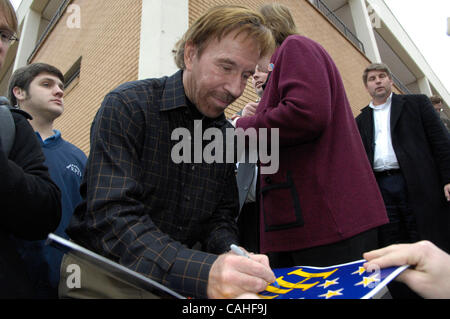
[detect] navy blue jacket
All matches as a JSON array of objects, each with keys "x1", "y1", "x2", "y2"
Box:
[{"x1": 14, "y1": 131, "x2": 86, "y2": 298}]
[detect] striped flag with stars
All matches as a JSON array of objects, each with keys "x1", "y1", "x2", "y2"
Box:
[{"x1": 258, "y1": 260, "x2": 408, "y2": 299}]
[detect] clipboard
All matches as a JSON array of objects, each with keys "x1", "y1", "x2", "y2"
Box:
[{"x1": 46, "y1": 233, "x2": 186, "y2": 299}]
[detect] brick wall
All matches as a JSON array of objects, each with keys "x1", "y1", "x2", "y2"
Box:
[
  {"x1": 31, "y1": 0, "x2": 141, "y2": 154},
  {"x1": 31, "y1": 0, "x2": 395, "y2": 154}
]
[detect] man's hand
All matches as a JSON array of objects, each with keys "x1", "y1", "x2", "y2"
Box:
[
  {"x1": 207, "y1": 250, "x2": 275, "y2": 299},
  {"x1": 363, "y1": 241, "x2": 450, "y2": 299},
  {"x1": 242, "y1": 101, "x2": 259, "y2": 118}
]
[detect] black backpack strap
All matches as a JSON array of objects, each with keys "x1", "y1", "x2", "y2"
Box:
[{"x1": 0, "y1": 98, "x2": 16, "y2": 157}]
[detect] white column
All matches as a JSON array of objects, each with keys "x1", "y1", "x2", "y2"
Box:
[
  {"x1": 417, "y1": 77, "x2": 432, "y2": 96},
  {"x1": 138, "y1": 0, "x2": 189, "y2": 79},
  {"x1": 13, "y1": 8, "x2": 41, "y2": 70},
  {"x1": 447, "y1": 17, "x2": 450, "y2": 36},
  {"x1": 348, "y1": 0, "x2": 381, "y2": 63}
]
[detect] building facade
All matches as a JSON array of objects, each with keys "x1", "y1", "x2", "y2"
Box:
[{"x1": 1, "y1": 0, "x2": 448, "y2": 154}]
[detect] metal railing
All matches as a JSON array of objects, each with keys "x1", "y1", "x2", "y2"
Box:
[
  {"x1": 310, "y1": 0, "x2": 365, "y2": 54},
  {"x1": 391, "y1": 73, "x2": 411, "y2": 94},
  {"x1": 310, "y1": 0, "x2": 412, "y2": 94}
]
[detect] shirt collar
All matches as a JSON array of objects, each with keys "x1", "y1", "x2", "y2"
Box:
[
  {"x1": 160, "y1": 70, "x2": 189, "y2": 112},
  {"x1": 369, "y1": 92, "x2": 393, "y2": 110},
  {"x1": 35, "y1": 130, "x2": 61, "y2": 145},
  {"x1": 160, "y1": 69, "x2": 227, "y2": 125}
]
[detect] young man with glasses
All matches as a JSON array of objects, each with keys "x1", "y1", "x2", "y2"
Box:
[
  {"x1": 0, "y1": 0, "x2": 19, "y2": 65},
  {"x1": 0, "y1": 27, "x2": 18, "y2": 43}
]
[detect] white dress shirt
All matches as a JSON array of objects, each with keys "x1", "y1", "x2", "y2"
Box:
[{"x1": 369, "y1": 93, "x2": 400, "y2": 172}]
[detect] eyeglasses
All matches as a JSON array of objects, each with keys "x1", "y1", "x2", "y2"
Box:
[{"x1": 0, "y1": 30, "x2": 19, "y2": 44}]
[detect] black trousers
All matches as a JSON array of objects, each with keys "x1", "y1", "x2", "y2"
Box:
[
  {"x1": 375, "y1": 171, "x2": 421, "y2": 299},
  {"x1": 237, "y1": 202, "x2": 259, "y2": 254},
  {"x1": 376, "y1": 172, "x2": 420, "y2": 247},
  {"x1": 267, "y1": 228, "x2": 379, "y2": 268}
]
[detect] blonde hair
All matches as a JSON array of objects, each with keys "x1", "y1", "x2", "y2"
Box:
[
  {"x1": 0, "y1": 0, "x2": 18, "y2": 33},
  {"x1": 259, "y1": 3, "x2": 298, "y2": 46},
  {"x1": 173, "y1": 5, "x2": 274, "y2": 69}
]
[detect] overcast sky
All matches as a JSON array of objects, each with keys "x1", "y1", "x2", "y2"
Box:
[
  {"x1": 384, "y1": 0, "x2": 450, "y2": 95},
  {"x1": 10, "y1": 0, "x2": 20, "y2": 11},
  {"x1": 10, "y1": 0, "x2": 450, "y2": 94}
]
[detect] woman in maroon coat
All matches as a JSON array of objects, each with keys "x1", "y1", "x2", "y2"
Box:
[{"x1": 235, "y1": 3, "x2": 388, "y2": 267}]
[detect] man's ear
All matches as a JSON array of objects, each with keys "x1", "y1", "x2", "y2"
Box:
[
  {"x1": 12, "y1": 86, "x2": 27, "y2": 103},
  {"x1": 184, "y1": 41, "x2": 197, "y2": 71},
  {"x1": 388, "y1": 76, "x2": 394, "y2": 87}
]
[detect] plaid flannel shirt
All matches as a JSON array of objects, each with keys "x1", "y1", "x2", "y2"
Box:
[{"x1": 67, "y1": 70, "x2": 239, "y2": 298}]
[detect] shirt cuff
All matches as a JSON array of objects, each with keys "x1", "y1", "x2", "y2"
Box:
[
  {"x1": 231, "y1": 115, "x2": 240, "y2": 127},
  {"x1": 168, "y1": 248, "x2": 218, "y2": 299}
]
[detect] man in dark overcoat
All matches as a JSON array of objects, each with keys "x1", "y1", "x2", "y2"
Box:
[{"x1": 356, "y1": 63, "x2": 450, "y2": 255}]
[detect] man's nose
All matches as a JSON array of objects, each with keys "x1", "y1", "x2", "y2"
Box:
[
  {"x1": 54, "y1": 86, "x2": 64, "y2": 97},
  {"x1": 225, "y1": 75, "x2": 244, "y2": 99}
]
